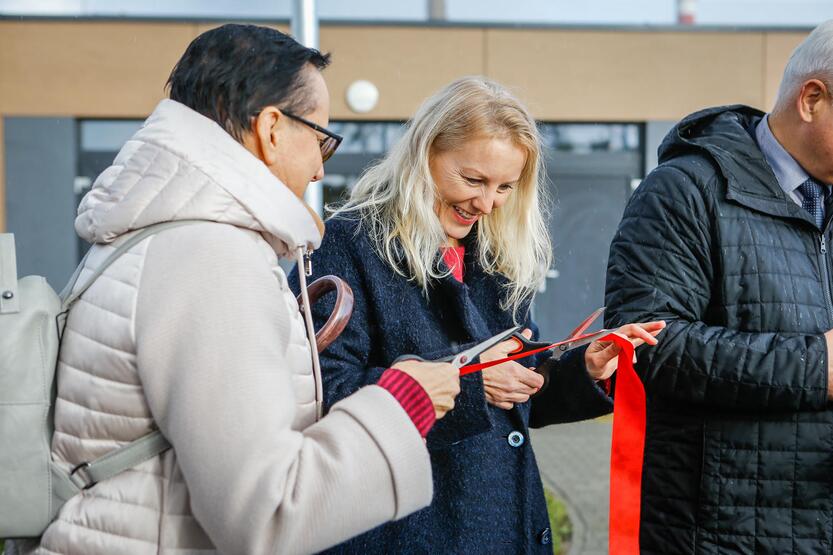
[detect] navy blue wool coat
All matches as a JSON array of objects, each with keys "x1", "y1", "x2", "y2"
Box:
[{"x1": 289, "y1": 217, "x2": 613, "y2": 554}]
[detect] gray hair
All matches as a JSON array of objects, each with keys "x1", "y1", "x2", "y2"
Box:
[{"x1": 775, "y1": 20, "x2": 833, "y2": 110}]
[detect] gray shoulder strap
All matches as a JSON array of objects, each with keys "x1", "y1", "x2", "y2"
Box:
[
  {"x1": 57, "y1": 219, "x2": 205, "y2": 492},
  {"x1": 61, "y1": 220, "x2": 204, "y2": 310},
  {"x1": 67, "y1": 430, "x2": 170, "y2": 491}
]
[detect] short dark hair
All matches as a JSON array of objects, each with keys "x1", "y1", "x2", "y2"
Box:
[{"x1": 166, "y1": 24, "x2": 331, "y2": 141}]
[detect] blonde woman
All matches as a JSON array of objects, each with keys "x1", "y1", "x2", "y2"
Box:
[{"x1": 292, "y1": 76, "x2": 664, "y2": 553}]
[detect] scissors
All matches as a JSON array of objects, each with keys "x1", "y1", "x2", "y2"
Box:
[
  {"x1": 500, "y1": 307, "x2": 615, "y2": 394},
  {"x1": 507, "y1": 306, "x2": 609, "y2": 361},
  {"x1": 451, "y1": 307, "x2": 617, "y2": 394},
  {"x1": 392, "y1": 326, "x2": 521, "y2": 370}
]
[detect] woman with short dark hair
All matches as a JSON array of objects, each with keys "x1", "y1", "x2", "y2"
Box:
[{"x1": 22, "y1": 24, "x2": 460, "y2": 555}]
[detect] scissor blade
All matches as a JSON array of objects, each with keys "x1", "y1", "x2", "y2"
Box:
[
  {"x1": 566, "y1": 307, "x2": 605, "y2": 340},
  {"x1": 551, "y1": 328, "x2": 616, "y2": 358},
  {"x1": 451, "y1": 326, "x2": 520, "y2": 368}
]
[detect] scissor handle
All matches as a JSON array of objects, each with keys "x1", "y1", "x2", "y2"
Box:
[
  {"x1": 391, "y1": 353, "x2": 457, "y2": 366},
  {"x1": 396, "y1": 327, "x2": 518, "y2": 370},
  {"x1": 391, "y1": 354, "x2": 427, "y2": 366},
  {"x1": 507, "y1": 331, "x2": 554, "y2": 356}
]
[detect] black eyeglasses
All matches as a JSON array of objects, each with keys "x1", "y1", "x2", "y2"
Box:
[
  {"x1": 283, "y1": 111, "x2": 343, "y2": 162},
  {"x1": 251, "y1": 109, "x2": 343, "y2": 162}
]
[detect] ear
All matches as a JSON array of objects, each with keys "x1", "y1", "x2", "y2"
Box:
[
  {"x1": 253, "y1": 107, "x2": 283, "y2": 165},
  {"x1": 796, "y1": 79, "x2": 829, "y2": 123}
]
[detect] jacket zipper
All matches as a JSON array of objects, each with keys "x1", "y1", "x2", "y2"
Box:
[
  {"x1": 296, "y1": 246, "x2": 323, "y2": 421},
  {"x1": 303, "y1": 248, "x2": 313, "y2": 276},
  {"x1": 819, "y1": 233, "x2": 833, "y2": 325}
]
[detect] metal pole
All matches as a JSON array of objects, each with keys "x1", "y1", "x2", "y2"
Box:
[
  {"x1": 292, "y1": 0, "x2": 319, "y2": 51},
  {"x1": 678, "y1": 0, "x2": 697, "y2": 25},
  {"x1": 428, "y1": 0, "x2": 446, "y2": 21},
  {"x1": 292, "y1": 0, "x2": 324, "y2": 216}
]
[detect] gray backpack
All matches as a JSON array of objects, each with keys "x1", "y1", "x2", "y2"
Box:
[{"x1": 0, "y1": 222, "x2": 192, "y2": 540}]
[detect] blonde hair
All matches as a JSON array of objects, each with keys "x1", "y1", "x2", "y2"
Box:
[{"x1": 329, "y1": 76, "x2": 551, "y2": 319}]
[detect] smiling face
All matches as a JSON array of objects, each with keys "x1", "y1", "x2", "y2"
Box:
[{"x1": 429, "y1": 136, "x2": 527, "y2": 246}]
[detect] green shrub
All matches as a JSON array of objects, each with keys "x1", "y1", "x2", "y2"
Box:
[{"x1": 544, "y1": 487, "x2": 572, "y2": 555}]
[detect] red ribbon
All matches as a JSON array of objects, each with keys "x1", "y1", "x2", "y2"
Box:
[
  {"x1": 458, "y1": 343, "x2": 558, "y2": 375},
  {"x1": 607, "y1": 333, "x2": 644, "y2": 555},
  {"x1": 459, "y1": 332, "x2": 646, "y2": 554},
  {"x1": 458, "y1": 330, "x2": 607, "y2": 376}
]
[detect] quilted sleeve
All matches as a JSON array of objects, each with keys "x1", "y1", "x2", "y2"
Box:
[{"x1": 605, "y1": 165, "x2": 828, "y2": 411}]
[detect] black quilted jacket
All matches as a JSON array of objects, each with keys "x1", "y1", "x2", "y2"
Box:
[{"x1": 605, "y1": 105, "x2": 833, "y2": 554}]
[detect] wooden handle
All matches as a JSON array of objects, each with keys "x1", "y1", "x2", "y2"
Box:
[{"x1": 297, "y1": 275, "x2": 354, "y2": 353}]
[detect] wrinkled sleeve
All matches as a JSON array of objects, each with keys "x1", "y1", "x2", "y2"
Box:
[{"x1": 135, "y1": 224, "x2": 433, "y2": 555}]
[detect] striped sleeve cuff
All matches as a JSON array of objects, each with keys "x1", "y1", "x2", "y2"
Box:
[{"x1": 377, "y1": 368, "x2": 436, "y2": 438}]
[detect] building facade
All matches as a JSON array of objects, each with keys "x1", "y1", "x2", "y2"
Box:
[{"x1": 0, "y1": 18, "x2": 808, "y2": 338}]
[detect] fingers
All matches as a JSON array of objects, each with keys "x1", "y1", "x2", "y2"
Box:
[
  {"x1": 586, "y1": 321, "x2": 668, "y2": 374},
  {"x1": 484, "y1": 377, "x2": 538, "y2": 397},
  {"x1": 484, "y1": 328, "x2": 534, "y2": 361},
  {"x1": 484, "y1": 362, "x2": 543, "y2": 391},
  {"x1": 517, "y1": 366, "x2": 545, "y2": 390},
  {"x1": 483, "y1": 361, "x2": 543, "y2": 409},
  {"x1": 613, "y1": 321, "x2": 667, "y2": 347},
  {"x1": 435, "y1": 397, "x2": 456, "y2": 419},
  {"x1": 395, "y1": 360, "x2": 461, "y2": 420},
  {"x1": 486, "y1": 393, "x2": 528, "y2": 410},
  {"x1": 622, "y1": 325, "x2": 658, "y2": 345},
  {"x1": 434, "y1": 363, "x2": 459, "y2": 419},
  {"x1": 589, "y1": 321, "x2": 664, "y2": 349},
  {"x1": 640, "y1": 320, "x2": 667, "y2": 331},
  {"x1": 486, "y1": 391, "x2": 532, "y2": 405}
]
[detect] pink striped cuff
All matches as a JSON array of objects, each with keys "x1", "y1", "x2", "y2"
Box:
[{"x1": 378, "y1": 368, "x2": 436, "y2": 438}]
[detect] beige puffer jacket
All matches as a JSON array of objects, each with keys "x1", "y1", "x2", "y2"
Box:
[{"x1": 25, "y1": 100, "x2": 433, "y2": 555}]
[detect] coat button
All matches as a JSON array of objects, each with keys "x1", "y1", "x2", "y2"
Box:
[
  {"x1": 507, "y1": 431, "x2": 525, "y2": 448},
  {"x1": 539, "y1": 527, "x2": 552, "y2": 545}
]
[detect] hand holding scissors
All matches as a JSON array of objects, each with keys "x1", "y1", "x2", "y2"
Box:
[
  {"x1": 391, "y1": 326, "x2": 520, "y2": 418},
  {"x1": 534, "y1": 307, "x2": 665, "y2": 382},
  {"x1": 461, "y1": 308, "x2": 666, "y2": 396},
  {"x1": 479, "y1": 329, "x2": 546, "y2": 409},
  {"x1": 582, "y1": 321, "x2": 666, "y2": 381}
]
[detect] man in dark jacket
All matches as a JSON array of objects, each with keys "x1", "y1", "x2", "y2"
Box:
[{"x1": 605, "y1": 20, "x2": 833, "y2": 554}]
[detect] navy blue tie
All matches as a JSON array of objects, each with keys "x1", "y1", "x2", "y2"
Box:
[{"x1": 799, "y1": 178, "x2": 825, "y2": 229}]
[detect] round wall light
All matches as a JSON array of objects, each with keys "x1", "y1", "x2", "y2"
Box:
[{"x1": 345, "y1": 80, "x2": 379, "y2": 114}]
